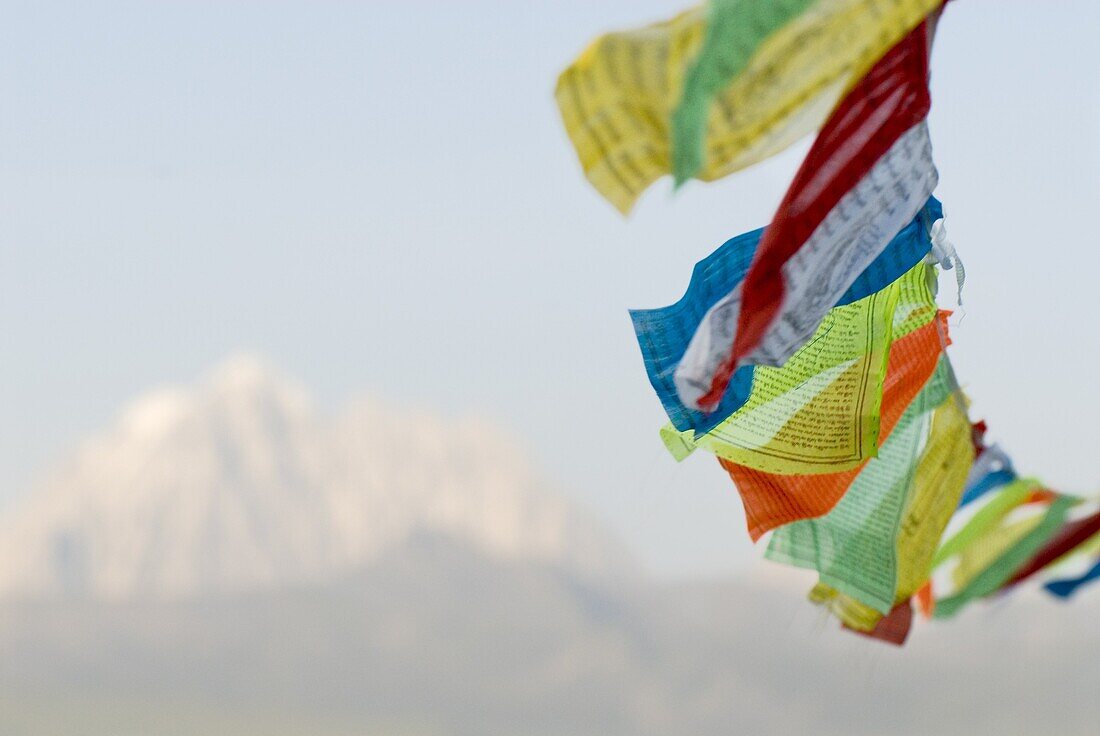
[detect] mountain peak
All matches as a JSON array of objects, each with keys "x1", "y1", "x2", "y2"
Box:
[
  {"x1": 201, "y1": 352, "x2": 310, "y2": 407},
  {"x1": 204, "y1": 352, "x2": 288, "y2": 390},
  {"x1": 0, "y1": 355, "x2": 630, "y2": 600}
]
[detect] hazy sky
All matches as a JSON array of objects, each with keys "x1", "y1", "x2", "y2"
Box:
[{"x1": 1, "y1": 1, "x2": 1098, "y2": 575}]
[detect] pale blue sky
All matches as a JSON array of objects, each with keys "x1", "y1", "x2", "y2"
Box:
[{"x1": 1, "y1": 1, "x2": 1098, "y2": 575}]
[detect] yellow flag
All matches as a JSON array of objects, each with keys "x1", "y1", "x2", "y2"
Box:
[
  {"x1": 950, "y1": 514, "x2": 1044, "y2": 592},
  {"x1": 809, "y1": 392, "x2": 974, "y2": 630},
  {"x1": 555, "y1": 0, "x2": 942, "y2": 213},
  {"x1": 892, "y1": 394, "x2": 975, "y2": 601}
]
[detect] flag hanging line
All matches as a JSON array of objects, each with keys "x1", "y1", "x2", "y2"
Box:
[{"x1": 555, "y1": 0, "x2": 1094, "y2": 644}]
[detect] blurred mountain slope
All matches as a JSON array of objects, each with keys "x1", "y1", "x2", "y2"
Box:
[
  {"x1": 0, "y1": 354, "x2": 631, "y2": 599},
  {"x1": 0, "y1": 356, "x2": 1096, "y2": 735}
]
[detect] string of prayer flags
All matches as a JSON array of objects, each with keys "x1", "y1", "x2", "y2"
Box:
[
  {"x1": 632, "y1": 198, "x2": 942, "y2": 436},
  {"x1": 662, "y1": 262, "x2": 938, "y2": 475},
  {"x1": 665, "y1": 199, "x2": 943, "y2": 417},
  {"x1": 555, "y1": 0, "x2": 944, "y2": 213},
  {"x1": 684, "y1": 21, "x2": 938, "y2": 410},
  {"x1": 556, "y1": 0, "x2": 1095, "y2": 645}
]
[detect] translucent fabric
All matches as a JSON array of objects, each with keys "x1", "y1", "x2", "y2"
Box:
[
  {"x1": 685, "y1": 23, "x2": 937, "y2": 409},
  {"x1": 554, "y1": 0, "x2": 941, "y2": 213},
  {"x1": 719, "y1": 311, "x2": 949, "y2": 540},
  {"x1": 673, "y1": 0, "x2": 943, "y2": 184},
  {"x1": 935, "y1": 496, "x2": 1076, "y2": 619},
  {"x1": 807, "y1": 391, "x2": 973, "y2": 629},
  {"x1": 664, "y1": 262, "x2": 937, "y2": 474},
  {"x1": 765, "y1": 359, "x2": 952, "y2": 613},
  {"x1": 630, "y1": 199, "x2": 941, "y2": 436}
]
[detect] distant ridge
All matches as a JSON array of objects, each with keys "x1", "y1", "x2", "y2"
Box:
[{"x1": 0, "y1": 353, "x2": 630, "y2": 599}]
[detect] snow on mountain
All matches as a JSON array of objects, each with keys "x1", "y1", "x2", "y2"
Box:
[{"x1": 0, "y1": 354, "x2": 630, "y2": 599}]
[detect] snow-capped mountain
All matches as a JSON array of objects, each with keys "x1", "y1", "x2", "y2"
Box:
[{"x1": 0, "y1": 354, "x2": 629, "y2": 599}]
